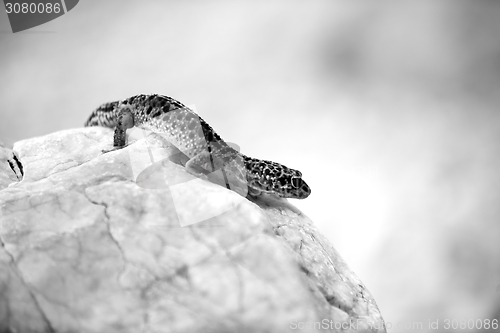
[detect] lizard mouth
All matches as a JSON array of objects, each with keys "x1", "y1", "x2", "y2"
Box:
[{"x1": 247, "y1": 172, "x2": 311, "y2": 199}]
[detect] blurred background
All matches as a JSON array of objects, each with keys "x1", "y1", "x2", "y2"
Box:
[{"x1": 1, "y1": 1, "x2": 499, "y2": 331}]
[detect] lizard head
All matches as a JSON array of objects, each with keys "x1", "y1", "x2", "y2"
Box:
[{"x1": 244, "y1": 157, "x2": 311, "y2": 199}]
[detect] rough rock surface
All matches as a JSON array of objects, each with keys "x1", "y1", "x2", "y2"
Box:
[{"x1": 0, "y1": 128, "x2": 386, "y2": 333}]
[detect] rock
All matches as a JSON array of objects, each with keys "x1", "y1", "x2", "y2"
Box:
[{"x1": 0, "y1": 127, "x2": 386, "y2": 333}]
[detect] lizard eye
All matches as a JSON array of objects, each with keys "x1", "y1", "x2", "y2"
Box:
[{"x1": 291, "y1": 176, "x2": 303, "y2": 188}]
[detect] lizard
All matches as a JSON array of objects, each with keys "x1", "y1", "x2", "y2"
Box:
[{"x1": 84, "y1": 94, "x2": 311, "y2": 199}]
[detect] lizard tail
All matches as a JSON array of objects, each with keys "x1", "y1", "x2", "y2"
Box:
[{"x1": 84, "y1": 101, "x2": 120, "y2": 128}]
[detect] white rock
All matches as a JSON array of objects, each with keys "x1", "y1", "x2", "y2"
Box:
[{"x1": 0, "y1": 128, "x2": 386, "y2": 333}]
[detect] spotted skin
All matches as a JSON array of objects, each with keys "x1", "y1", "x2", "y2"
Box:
[{"x1": 85, "y1": 94, "x2": 311, "y2": 199}]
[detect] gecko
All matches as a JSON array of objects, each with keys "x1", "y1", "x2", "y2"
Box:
[{"x1": 84, "y1": 94, "x2": 311, "y2": 199}]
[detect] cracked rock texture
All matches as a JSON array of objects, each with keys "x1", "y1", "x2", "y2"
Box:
[{"x1": 0, "y1": 128, "x2": 386, "y2": 333}]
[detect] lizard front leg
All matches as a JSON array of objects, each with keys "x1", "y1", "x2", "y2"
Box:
[
  {"x1": 185, "y1": 149, "x2": 249, "y2": 197},
  {"x1": 113, "y1": 106, "x2": 135, "y2": 147},
  {"x1": 184, "y1": 149, "x2": 221, "y2": 178},
  {"x1": 103, "y1": 106, "x2": 135, "y2": 153}
]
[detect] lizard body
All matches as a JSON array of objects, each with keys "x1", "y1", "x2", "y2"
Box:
[{"x1": 85, "y1": 94, "x2": 311, "y2": 199}]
